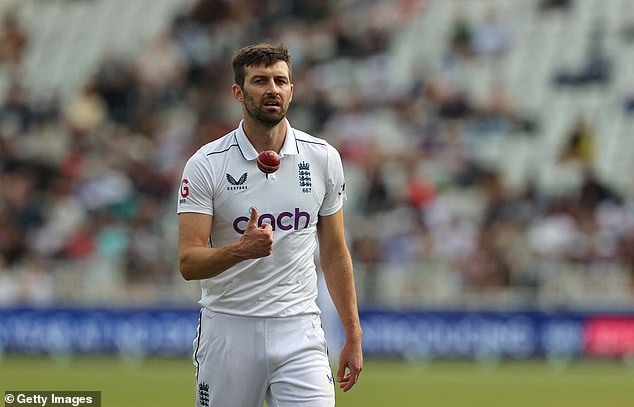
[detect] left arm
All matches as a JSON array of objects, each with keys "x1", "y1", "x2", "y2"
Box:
[{"x1": 317, "y1": 208, "x2": 363, "y2": 392}]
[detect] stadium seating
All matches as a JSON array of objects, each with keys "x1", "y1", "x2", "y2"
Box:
[{"x1": 0, "y1": 0, "x2": 632, "y2": 308}]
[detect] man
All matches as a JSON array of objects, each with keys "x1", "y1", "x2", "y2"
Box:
[{"x1": 177, "y1": 43, "x2": 363, "y2": 407}]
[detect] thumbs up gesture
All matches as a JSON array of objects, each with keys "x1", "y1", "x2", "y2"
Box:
[{"x1": 239, "y1": 207, "x2": 274, "y2": 259}]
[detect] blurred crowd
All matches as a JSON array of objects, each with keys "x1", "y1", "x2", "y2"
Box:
[{"x1": 0, "y1": 0, "x2": 632, "y2": 306}]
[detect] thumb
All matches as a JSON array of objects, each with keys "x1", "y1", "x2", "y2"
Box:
[
  {"x1": 247, "y1": 206, "x2": 259, "y2": 229},
  {"x1": 336, "y1": 358, "x2": 347, "y2": 382}
]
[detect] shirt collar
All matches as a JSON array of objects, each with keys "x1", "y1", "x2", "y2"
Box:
[{"x1": 235, "y1": 119, "x2": 299, "y2": 160}]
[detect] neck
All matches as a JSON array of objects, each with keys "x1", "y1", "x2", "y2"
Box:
[{"x1": 242, "y1": 117, "x2": 287, "y2": 153}]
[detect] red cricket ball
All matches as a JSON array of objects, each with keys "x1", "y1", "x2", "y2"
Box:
[{"x1": 257, "y1": 150, "x2": 281, "y2": 174}]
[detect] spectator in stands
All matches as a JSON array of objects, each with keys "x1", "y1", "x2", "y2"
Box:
[
  {"x1": 461, "y1": 238, "x2": 513, "y2": 289},
  {"x1": 402, "y1": 164, "x2": 436, "y2": 210},
  {"x1": 93, "y1": 51, "x2": 137, "y2": 125},
  {"x1": 537, "y1": 0, "x2": 574, "y2": 13},
  {"x1": 447, "y1": 6, "x2": 474, "y2": 59},
  {"x1": 478, "y1": 80, "x2": 516, "y2": 120},
  {"x1": 474, "y1": 80, "x2": 538, "y2": 135},
  {"x1": 618, "y1": 226, "x2": 634, "y2": 291},
  {"x1": 553, "y1": 19, "x2": 611, "y2": 87},
  {"x1": 0, "y1": 9, "x2": 28, "y2": 68},
  {"x1": 471, "y1": 6, "x2": 514, "y2": 59},
  {"x1": 360, "y1": 162, "x2": 392, "y2": 215},
  {"x1": 352, "y1": 234, "x2": 383, "y2": 304},
  {"x1": 577, "y1": 170, "x2": 623, "y2": 211},
  {"x1": 30, "y1": 175, "x2": 86, "y2": 259},
  {"x1": 0, "y1": 165, "x2": 42, "y2": 265},
  {"x1": 0, "y1": 77, "x2": 32, "y2": 132},
  {"x1": 64, "y1": 82, "x2": 107, "y2": 136},
  {"x1": 623, "y1": 91, "x2": 634, "y2": 114},
  {"x1": 134, "y1": 30, "x2": 187, "y2": 101},
  {"x1": 558, "y1": 114, "x2": 596, "y2": 167},
  {"x1": 425, "y1": 70, "x2": 474, "y2": 121}
]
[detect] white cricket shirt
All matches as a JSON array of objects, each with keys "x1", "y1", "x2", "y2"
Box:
[{"x1": 177, "y1": 119, "x2": 346, "y2": 317}]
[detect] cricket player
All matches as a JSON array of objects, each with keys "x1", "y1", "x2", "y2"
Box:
[{"x1": 177, "y1": 43, "x2": 363, "y2": 407}]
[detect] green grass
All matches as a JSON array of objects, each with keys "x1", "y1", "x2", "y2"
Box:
[
  {"x1": 0, "y1": 356, "x2": 194, "y2": 407},
  {"x1": 347, "y1": 359, "x2": 634, "y2": 407},
  {"x1": 1, "y1": 356, "x2": 634, "y2": 406}
]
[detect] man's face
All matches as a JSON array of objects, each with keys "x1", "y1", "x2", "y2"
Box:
[{"x1": 234, "y1": 61, "x2": 293, "y2": 126}]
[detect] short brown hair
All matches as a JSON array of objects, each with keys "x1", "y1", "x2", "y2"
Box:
[{"x1": 232, "y1": 43, "x2": 292, "y2": 88}]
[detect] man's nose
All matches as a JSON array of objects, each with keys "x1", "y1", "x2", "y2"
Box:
[{"x1": 265, "y1": 81, "x2": 280, "y2": 95}]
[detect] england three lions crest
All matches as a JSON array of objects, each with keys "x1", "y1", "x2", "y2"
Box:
[{"x1": 298, "y1": 161, "x2": 311, "y2": 193}]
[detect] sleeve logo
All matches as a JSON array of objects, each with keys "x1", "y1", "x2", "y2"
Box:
[
  {"x1": 180, "y1": 179, "x2": 189, "y2": 198},
  {"x1": 338, "y1": 182, "x2": 346, "y2": 196}
]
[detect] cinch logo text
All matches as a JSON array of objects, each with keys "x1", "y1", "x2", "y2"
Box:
[{"x1": 233, "y1": 208, "x2": 311, "y2": 234}]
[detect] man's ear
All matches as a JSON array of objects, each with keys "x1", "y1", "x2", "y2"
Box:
[{"x1": 232, "y1": 83, "x2": 244, "y2": 103}]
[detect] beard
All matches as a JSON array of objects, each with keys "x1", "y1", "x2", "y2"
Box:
[{"x1": 243, "y1": 90, "x2": 288, "y2": 126}]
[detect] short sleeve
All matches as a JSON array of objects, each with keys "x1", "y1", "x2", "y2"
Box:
[
  {"x1": 319, "y1": 144, "x2": 346, "y2": 216},
  {"x1": 177, "y1": 153, "x2": 214, "y2": 215}
]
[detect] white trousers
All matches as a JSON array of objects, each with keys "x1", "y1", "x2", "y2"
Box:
[{"x1": 193, "y1": 309, "x2": 335, "y2": 407}]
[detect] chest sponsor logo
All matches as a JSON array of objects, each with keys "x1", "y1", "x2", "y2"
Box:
[
  {"x1": 226, "y1": 172, "x2": 248, "y2": 190},
  {"x1": 233, "y1": 208, "x2": 311, "y2": 234}
]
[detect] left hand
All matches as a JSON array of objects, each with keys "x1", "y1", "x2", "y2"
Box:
[{"x1": 336, "y1": 339, "x2": 363, "y2": 392}]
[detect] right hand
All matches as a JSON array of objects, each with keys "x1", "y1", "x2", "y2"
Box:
[{"x1": 239, "y1": 207, "x2": 274, "y2": 259}]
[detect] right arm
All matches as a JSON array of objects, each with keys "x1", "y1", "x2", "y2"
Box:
[{"x1": 178, "y1": 208, "x2": 273, "y2": 281}]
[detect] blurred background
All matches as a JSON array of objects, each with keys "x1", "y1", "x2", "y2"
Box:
[{"x1": 0, "y1": 0, "x2": 634, "y2": 404}]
